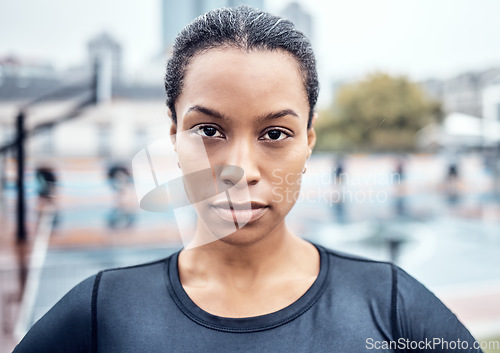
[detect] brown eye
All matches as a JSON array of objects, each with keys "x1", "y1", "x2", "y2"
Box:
[
  {"x1": 193, "y1": 125, "x2": 224, "y2": 138},
  {"x1": 267, "y1": 130, "x2": 282, "y2": 140},
  {"x1": 261, "y1": 129, "x2": 290, "y2": 141},
  {"x1": 203, "y1": 126, "x2": 216, "y2": 137}
]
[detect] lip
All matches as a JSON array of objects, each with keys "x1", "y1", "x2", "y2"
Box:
[
  {"x1": 211, "y1": 201, "x2": 268, "y2": 210},
  {"x1": 210, "y1": 201, "x2": 269, "y2": 224}
]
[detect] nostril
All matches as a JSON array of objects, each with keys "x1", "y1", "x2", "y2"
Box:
[{"x1": 219, "y1": 165, "x2": 245, "y2": 186}]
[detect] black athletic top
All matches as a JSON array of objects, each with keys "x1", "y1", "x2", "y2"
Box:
[{"x1": 14, "y1": 244, "x2": 482, "y2": 352}]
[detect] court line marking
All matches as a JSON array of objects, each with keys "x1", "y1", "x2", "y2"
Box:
[{"x1": 14, "y1": 207, "x2": 55, "y2": 341}]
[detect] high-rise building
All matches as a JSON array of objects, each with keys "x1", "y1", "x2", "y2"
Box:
[
  {"x1": 161, "y1": 0, "x2": 264, "y2": 54},
  {"x1": 279, "y1": 2, "x2": 313, "y2": 43}
]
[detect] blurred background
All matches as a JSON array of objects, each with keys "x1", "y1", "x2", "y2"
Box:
[{"x1": 1, "y1": 0, "x2": 500, "y2": 351}]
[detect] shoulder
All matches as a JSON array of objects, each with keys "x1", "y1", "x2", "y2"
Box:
[
  {"x1": 319, "y1": 245, "x2": 397, "y2": 290},
  {"x1": 318, "y1": 246, "x2": 482, "y2": 350},
  {"x1": 317, "y1": 244, "x2": 448, "y2": 308},
  {"x1": 14, "y1": 254, "x2": 178, "y2": 353},
  {"x1": 98, "y1": 256, "x2": 170, "y2": 283},
  {"x1": 14, "y1": 275, "x2": 97, "y2": 352},
  {"x1": 91, "y1": 255, "x2": 178, "y2": 315},
  {"x1": 317, "y1": 245, "x2": 482, "y2": 351},
  {"x1": 94, "y1": 255, "x2": 175, "y2": 302},
  {"x1": 316, "y1": 244, "x2": 398, "y2": 326}
]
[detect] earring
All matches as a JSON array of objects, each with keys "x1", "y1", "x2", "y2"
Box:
[
  {"x1": 303, "y1": 166, "x2": 307, "y2": 174},
  {"x1": 177, "y1": 162, "x2": 181, "y2": 169}
]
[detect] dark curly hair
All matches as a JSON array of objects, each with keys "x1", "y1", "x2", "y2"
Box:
[{"x1": 165, "y1": 6, "x2": 319, "y2": 129}]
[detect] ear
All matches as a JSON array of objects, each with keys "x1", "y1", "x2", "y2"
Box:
[
  {"x1": 168, "y1": 108, "x2": 177, "y2": 149},
  {"x1": 307, "y1": 113, "x2": 317, "y2": 158}
]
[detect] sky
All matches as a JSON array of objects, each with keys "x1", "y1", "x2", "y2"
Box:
[{"x1": 1, "y1": 0, "x2": 500, "y2": 104}]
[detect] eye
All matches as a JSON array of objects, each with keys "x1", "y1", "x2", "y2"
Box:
[
  {"x1": 193, "y1": 125, "x2": 224, "y2": 138},
  {"x1": 260, "y1": 129, "x2": 291, "y2": 141}
]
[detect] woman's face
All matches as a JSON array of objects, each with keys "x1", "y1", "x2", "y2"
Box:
[{"x1": 170, "y1": 47, "x2": 316, "y2": 246}]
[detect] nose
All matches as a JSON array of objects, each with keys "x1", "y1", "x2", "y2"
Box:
[{"x1": 218, "y1": 139, "x2": 261, "y2": 188}]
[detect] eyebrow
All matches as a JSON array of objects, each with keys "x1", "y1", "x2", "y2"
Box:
[
  {"x1": 186, "y1": 105, "x2": 299, "y2": 122},
  {"x1": 256, "y1": 109, "x2": 299, "y2": 122},
  {"x1": 186, "y1": 105, "x2": 229, "y2": 120}
]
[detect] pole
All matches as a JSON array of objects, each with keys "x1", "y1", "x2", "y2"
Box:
[
  {"x1": 0, "y1": 152, "x2": 6, "y2": 193},
  {"x1": 16, "y1": 110, "x2": 27, "y2": 244},
  {"x1": 92, "y1": 58, "x2": 99, "y2": 104}
]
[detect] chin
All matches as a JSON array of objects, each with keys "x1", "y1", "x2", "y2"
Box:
[
  {"x1": 214, "y1": 215, "x2": 289, "y2": 248},
  {"x1": 214, "y1": 224, "x2": 269, "y2": 247}
]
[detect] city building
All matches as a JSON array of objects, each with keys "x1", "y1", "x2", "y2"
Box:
[
  {"x1": 416, "y1": 112, "x2": 484, "y2": 150},
  {"x1": 0, "y1": 56, "x2": 62, "y2": 147},
  {"x1": 279, "y1": 2, "x2": 313, "y2": 43},
  {"x1": 87, "y1": 33, "x2": 123, "y2": 83},
  {"x1": 482, "y1": 74, "x2": 500, "y2": 146},
  {"x1": 0, "y1": 37, "x2": 165, "y2": 161},
  {"x1": 161, "y1": 0, "x2": 265, "y2": 54},
  {"x1": 420, "y1": 68, "x2": 500, "y2": 118},
  {"x1": 418, "y1": 68, "x2": 500, "y2": 150}
]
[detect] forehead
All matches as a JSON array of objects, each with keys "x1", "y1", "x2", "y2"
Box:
[{"x1": 175, "y1": 48, "x2": 309, "y2": 121}]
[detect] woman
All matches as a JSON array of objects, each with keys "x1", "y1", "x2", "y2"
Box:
[{"x1": 15, "y1": 6, "x2": 482, "y2": 352}]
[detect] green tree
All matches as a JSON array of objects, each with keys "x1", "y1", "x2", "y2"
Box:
[{"x1": 316, "y1": 72, "x2": 443, "y2": 152}]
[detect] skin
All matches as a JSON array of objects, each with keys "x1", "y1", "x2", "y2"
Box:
[{"x1": 169, "y1": 47, "x2": 320, "y2": 318}]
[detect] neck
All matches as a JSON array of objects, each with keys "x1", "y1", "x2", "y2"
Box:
[{"x1": 179, "y1": 220, "x2": 316, "y2": 289}]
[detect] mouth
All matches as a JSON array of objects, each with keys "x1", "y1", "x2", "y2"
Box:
[{"x1": 210, "y1": 201, "x2": 269, "y2": 224}]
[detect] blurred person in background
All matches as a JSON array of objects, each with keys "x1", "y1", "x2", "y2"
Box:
[
  {"x1": 35, "y1": 165, "x2": 57, "y2": 204},
  {"x1": 106, "y1": 163, "x2": 136, "y2": 229},
  {"x1": 34, "y1": 163, "x2": 59, "y2": 228}
]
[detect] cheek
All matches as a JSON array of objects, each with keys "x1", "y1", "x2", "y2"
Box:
[
  {"x1": 269, "y1": 168, "x2": 303, "y2": 214},
  {"x1": 268, "y1": 153, "x2": 306, "y2": 210},
  {"x1": 265, "y1": 137, "x2": 309, "y2": 209},
  {"x1": 176, "y1": 133, "x2": 211, "y2": 174},
  {"x1": 263, "y1": 139, "x2": 308, "y2": 176},
  {"x1": 175, "y1": 134, "x2": 220, "y2": 205}
]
